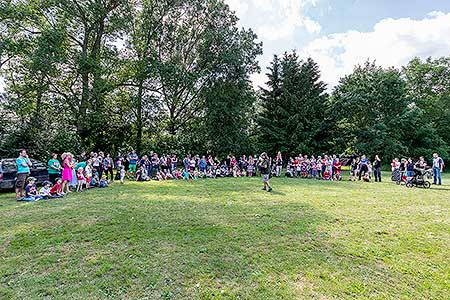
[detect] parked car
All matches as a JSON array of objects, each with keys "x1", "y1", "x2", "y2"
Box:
[{"x1": 0, "y1": 158, "x2": 49, "y2": 190}]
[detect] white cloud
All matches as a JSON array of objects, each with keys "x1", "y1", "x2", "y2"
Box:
[
  {"x1": 300, "y1": 12, "x2": 450, "y2": 88},
  {"x1": 251, "y1": 0, "x2": 273, "y2": 10},
  {"x1": 257, "y1": 0, "x2": 321, "y2": 40},
  {"x1": 225, "y1": 0, "x2": 321, "y2": 40},
  {"x1": 225, "y1": 0, "x2": 250, "y2": 19},
  {"x1": 303, "y1": 17, "x2": 321, "y2": 34},
  {"x1": 250, "y1": 72, "x2": 269, "y2": 89}
]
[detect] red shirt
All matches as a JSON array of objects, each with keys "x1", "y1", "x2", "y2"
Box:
[
  {"x1": 50, "y1": 183, "x2": 62, "y2": 194},
  {"x1": 77, "y1": 171, "x2": 85, "y2": 181}
]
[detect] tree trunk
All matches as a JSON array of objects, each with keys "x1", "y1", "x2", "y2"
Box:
[
  {"x1": 136, "y1": 80, "x2": 144, "y2": 153},
  {"x1": 78, "y1": 31, "x2": 90, "y2": 141}
]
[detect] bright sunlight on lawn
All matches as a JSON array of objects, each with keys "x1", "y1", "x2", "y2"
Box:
[{"x1": 1, "y1": 175, "x2": 449, "y2": 300}]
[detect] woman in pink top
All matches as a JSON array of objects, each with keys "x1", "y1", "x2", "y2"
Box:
[{"x1": 61, "y1": 153, "x2": 74, "y2": 193}]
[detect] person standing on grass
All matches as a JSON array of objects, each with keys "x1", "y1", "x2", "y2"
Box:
[
  {"x1": 373, "y1": 155, "x2": 382, "y2": 182},
  {"x1": 358, "y1": 155, "x2": 369, "y2": 180},
  {"x1": 103, "y1": 153, "x2": 114, "y2": 182},
  {"x1": 91, "y1": 152, "x2": 99, "y2": 174},
  {"x1": 61, "y1": 153, "x2": 74, "y2": 193},
  {"x1": 257, "y1": 152, "x2": 272, "y2": 192},
  {"x1": 275, "y1": 151, "x2": 283, "y2": 177},
  {"x1": 199, "y1": 156, "x2": 207, "y2": 173},
  {"x1": 15, "y1": 149, "x2": 32, "y2": 200},
  {"x1": 432, "y1": 153, "x2": 444, "y2": 185},
  {"x1": 127, "y1": 150, "x2": 138, "y2": 176},
  {"x1": 183, "y1": 155, "x2": 190, "y2": 172},
  {"x1": 47, "y1": 153, "x2": 62, "y2": 184}
]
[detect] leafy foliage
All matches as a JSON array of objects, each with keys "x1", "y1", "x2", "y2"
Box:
[
  {"x1": 329, "y1": 60, "x2": 448, "y2": 162},
  {"x1": 0, "y1": 2, "x2": 449, "y2": 164},
  {"x1": 257, "y1": 53, "x2": 328, "y2": 156}
]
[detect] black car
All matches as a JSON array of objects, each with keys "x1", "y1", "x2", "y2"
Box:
[{"x1": 0, "y1": 158, "x2": 49, "y2": 190}]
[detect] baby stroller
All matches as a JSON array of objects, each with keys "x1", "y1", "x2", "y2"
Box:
[
  {"x1": 391, "y1": 168, "x2": 401, "y2": 183},
  {"x1": 406, "y1": 168, "x2": 432, "y2": 189},
  {"x1": 392, "y1": 169, "x2": 407, "y2": 185}
]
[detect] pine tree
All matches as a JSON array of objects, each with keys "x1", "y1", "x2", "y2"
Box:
[
  {"x1": 204, "y1": 78, "x2": 256, "y2": 157},
  {"x1": 257, "y1": 55, "x2": 287, "y2": 154},
  {"x1": 257, "y1": 53, "x2": 327, "y2": 156}
]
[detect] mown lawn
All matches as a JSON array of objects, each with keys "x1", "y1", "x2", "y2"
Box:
[{"x1": 0, "y1": 175, "x2": 449, "y2": 300}]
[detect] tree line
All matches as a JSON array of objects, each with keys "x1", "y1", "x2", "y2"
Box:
[{"x1": 1, "y1": 0, "x2": 449, "y2": 165}]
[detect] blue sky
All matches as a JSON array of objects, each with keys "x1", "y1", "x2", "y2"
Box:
[{"x1": 225, "y1": 0, "x2": 450, "y2": 89}]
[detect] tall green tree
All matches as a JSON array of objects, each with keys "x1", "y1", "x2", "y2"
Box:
[
  {"x1": 329, "y1": 61, "x2": 447, "y2": 160},
  {"x1": 257, "y1": 52, "x2": 327, "y2": 156},
  {"x1": 153, "y1": 0, "x2": 261, "y2": 135},
  {"x1": 118, "y1": 0, "x2": 172, "y2": 152},
  {"x1": 403, "y1": 57, "x2": 450, "y2": 159},
  {"x1": 204, "y1": 79, "x2": 256, "y2": 157},
  {"x1": 1, "y1": 0, "x2": 133, "y2": 152},
  {"x1": 330, "y1": 62, "x2": 408, "y2": 157},
  {"x1": 120, "y1": 0, "x2": 261, "y2": 152}
]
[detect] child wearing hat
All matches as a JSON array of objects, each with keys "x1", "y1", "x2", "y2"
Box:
[
  {"x1": 39, "y1": 181, "x2": 53, "y2": 199},
  {"x1": 76, "y1": 167, "x2": 86, "y2": 192},
  {"x1": 21, "y1": 177, "x2": 42, "y2": 201}
]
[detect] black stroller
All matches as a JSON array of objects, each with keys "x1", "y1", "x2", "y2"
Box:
[
  {"x1": 391, "y1": 168, "x2": 402, "y2": 184},
  {"x1": 406, "y1": 168, "x2": 432, "y2": 189}
]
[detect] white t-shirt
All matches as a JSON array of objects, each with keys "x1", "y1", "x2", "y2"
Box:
[
  {"x1": 433, "y1": 157, "x2": 443, "y2": 169},
  {"x1": 85, "y1": 165, "x2": 93, "y2": 177}
]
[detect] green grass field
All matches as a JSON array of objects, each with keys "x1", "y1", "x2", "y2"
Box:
[{"x1": 1, "y1": 175, "x2": 449, "y2": 300}]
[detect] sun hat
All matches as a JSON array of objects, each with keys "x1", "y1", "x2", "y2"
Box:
[{"x1": 27, "y1": 177, "x2": 37, "y2": 182}]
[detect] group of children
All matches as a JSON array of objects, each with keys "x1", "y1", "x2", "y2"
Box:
[
  {"x1": 284, "y1": 154, "x2": 344, "y2": 181},
  {"x1": 21, "y1": 177, "x2": 64, "y2": 202},
  {"x1": 19, "y1": 151, "x2": 113, "y2": 202},
  {"x1": 21, "y1": 173, "x2": 109, "y2": 202},
  {"x1": 109, "y1": 152, "x2": 386, "y2": 183},
  {"x1": 127, "y1": 154, "x2": 261, "y2": 182},
  {"x1": 73, "y1": 164, "x2": 110, "y2": 192}
]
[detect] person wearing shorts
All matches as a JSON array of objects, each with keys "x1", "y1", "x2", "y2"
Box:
[
  {"x1": 258, "y1": 152, "x2": 272, "y2": 192},
  {"x1": 15, "y1": 149, "x2": 32, "y2": 200},
  {"x1": 127, "y1": 150, "x2": 138, "y2": 174}
]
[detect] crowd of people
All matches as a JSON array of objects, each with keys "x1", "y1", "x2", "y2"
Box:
[
  {"x1": 123, "y1": 152, "x2": 262, "y2": 181},
  {"x1": 281, "y1": 154, "x2": 382, "y2": 182},
  {"x1": 13, "y1": 148, "x2": 445, "y2": 201},
  {"x1": 15, "y1": 150, "x2": 110, "y2": 201},
  {"x1": 390, "y1": 154, "x2": 445, "y2": 185}
]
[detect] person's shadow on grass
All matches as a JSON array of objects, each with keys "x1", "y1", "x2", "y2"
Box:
[{"x1": 430, "y1": 186, "x2": 450, "y2": 192}]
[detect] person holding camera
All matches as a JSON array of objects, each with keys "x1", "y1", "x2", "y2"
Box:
[{"x1": 257, "y1": 152, "x2": 273, "y2": 192}]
